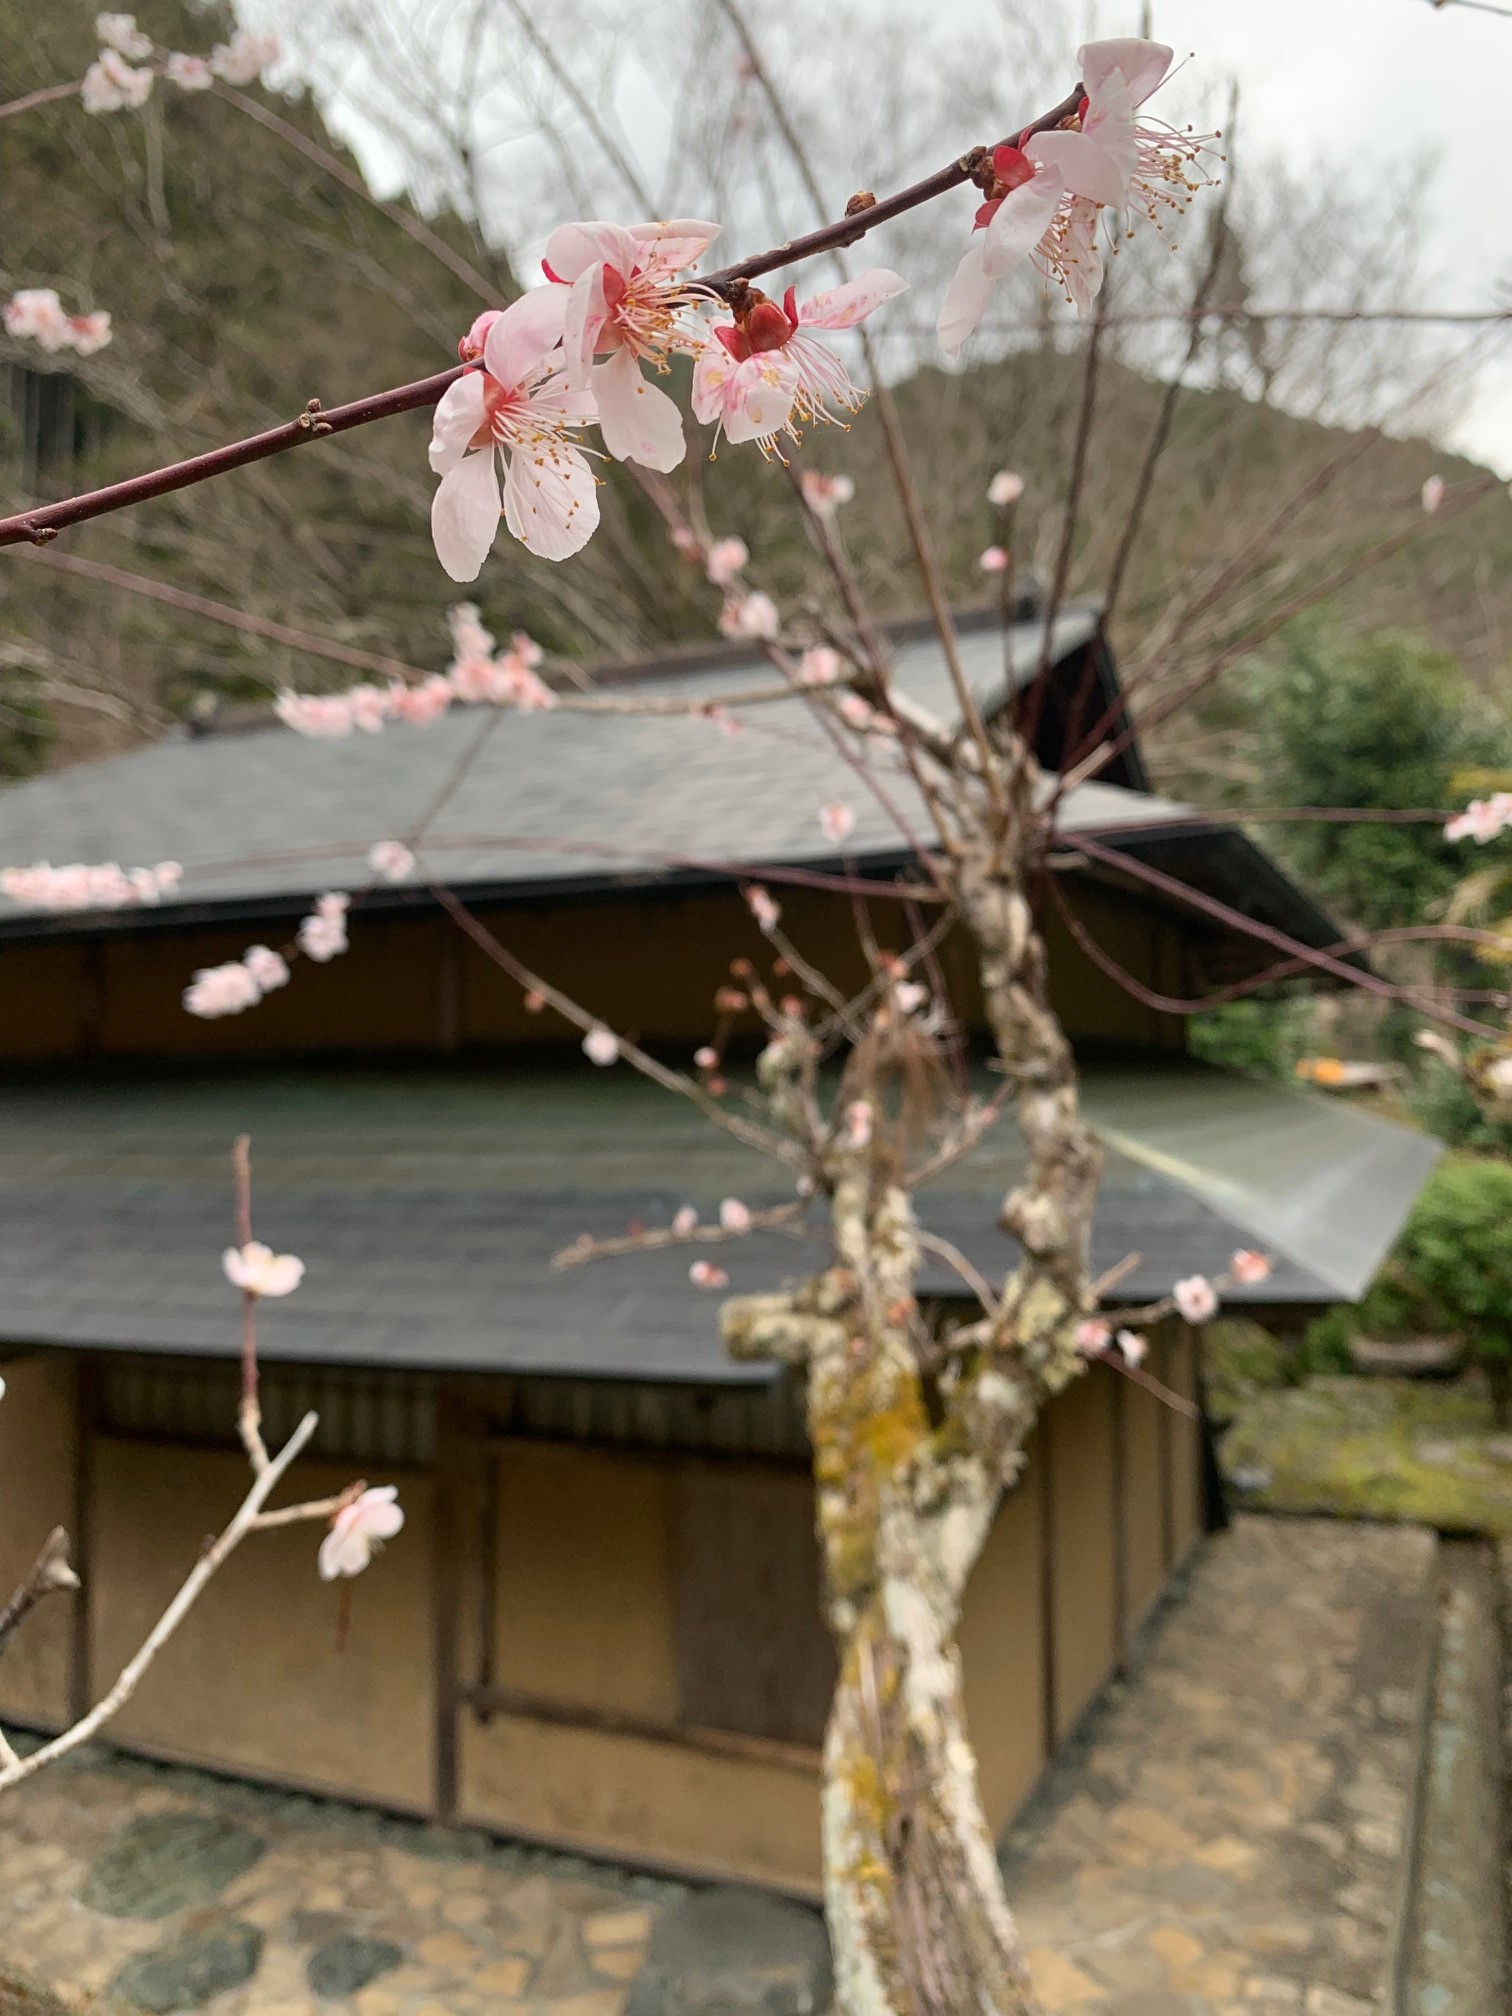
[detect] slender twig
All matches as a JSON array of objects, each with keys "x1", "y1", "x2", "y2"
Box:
[
  {"x1": 0, "y1": 79, "x2": 81, "y2": 121},
  {"x1": 918, "y1": 1230, "x2": 1000, "y2": 1316},
  {"x1": 0, "y1": 1529, "x2": 79, "y2": 1659},
  {"x1": 0, "y1": 1413, "x2": 321, "y2": 1793},
  {"x1": 500, "y1": 1, "x2": 656, "y2": 213},
  {"x1": 553, "y1": 1200, "x2": 807, "y2": 1270},
  {"x1": 231, "y1": 1135, "x2": 269, "y2": 1473}
]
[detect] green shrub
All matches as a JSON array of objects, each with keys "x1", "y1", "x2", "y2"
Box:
[
  {"x1": 1189, "y1": 998, "x2": 1315, "y2": 1079},
  {"x1": 1299, "y1": 1305, "x2": 1360, "y2": 1375},
  {"x1": 1395, "y1": 1156, "x2": 1512, "y2": 1423}
]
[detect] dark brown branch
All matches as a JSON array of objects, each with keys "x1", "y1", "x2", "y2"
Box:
[{"x1": 0, "y1": 1529, "x2": 79, "y2": 1659}]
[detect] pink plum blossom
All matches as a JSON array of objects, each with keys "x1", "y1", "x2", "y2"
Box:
[
  {"x1": 745, "y1": 885, "x2": 781, "y2": 934},
  {"x1": 1172, "y1": 1274, "x2": 1218, "y2": 1324},
  {"x1": 429, "y1": 289, "x2": 599, "y2": 580},
  {"x1": 4, "y1": 289, "x2": 71, "y2": 351},
  {"x1": 798, "y1": 646, "x2": 841, "y2": 686},
  {"x1": 345, "y1": 684, "x2": 391, "y2": 734},
  {"x1": 96, "y1": 13, "x2": 153, "y2": 59},
  {"x1": 987, "y1": 470, "x2": 1024, "y2": 506},
  {"x1": 184, "y1": 961, "x2": 262, "y2": 1018},
  {"x1": 717, "y1": 590, "x2": 779, "y2": 640},
  {"x1": 82, "y1": 48, "x2": 153, "y2": 112},
  {"x1": 242, "y1": 945, "x2": 289, "y2": 994},
  {"x1": 66, "y1": 310, "x2": 112, "y2": 355},
  {"x1": 1228, "y1": 1249, "x2": 1271, "y2": 1286},
  {"x1": 672, "y1": 1205, "x2": 699, "y2": 1236},
  {"x1": 1075, "y1": 1319, "x2": 1111, "y2": 1357},
  {"x1": 1116, "y1": 1329, "x2": 1148, "y2": 1367},
  {"x1": 544, "y1": 218, "x2": 721, "y2": 471},
  {"x1": 843, "y1": 1101, "x2": 873, "y2": 1149},
  {"x1": 1421, "y1": 475, "x2": 1445, "y2": 514},
  {"x1": 719, "y1": 1198, "x2": 752, "y2": 1232},
  {"x1": 318, "y1": 1485, "x2": 404, "y2": 1581},
  {"x1": 165, "y1": 52, "x2": 213, "y2": 90},
  {"x1": 1, "y1": 858, "x2": 179, "y2": 913},
  {"x1": 223, "y1": 1240, "x2": 305, "y2": 1298},
  {"x1": 583, "y1": 1025, "x2": 619, "y2": 1066},
  {"x1": 208, "y1": 29, "x2": 282, "y2": 84},
  {"x1": 368, "y1": 840, "x2": 415, "y2": 882},
  {"x1": 978, "y1": 546, "x2": 1009, "y2": 574},
  {"x1": 819, "y1": 802, "x2": 856, "y2": 845},
  {"x1": 298, "y1": 893, "x2": 349, "y2": 964},
  {"x1": 274, "y1": 691, "x2": 354, "y2": 737},
  {"x1": 389, "y1": 675, "x2": 454, "y2": 727},
  {"x1": 1484, "y1": 1055, "x2": 1512, "y2": 1102},
  {"x1": 694, "y1": 1046, "x2": 718, "y2": 1069},
  {"x1": 689, "y1": 1260, "x2": 729, "y2": 1289},
  {"x1": 705, "y1": 537, "x2": 748, "y2": 587},
  {"x1": 801, "y1": 471, "x2": 855, "y2": 514},
  {"x1": 894, "y1": 981, "x2": 927, "y2": 1014},
  {"x1": 692, "y1": 269, "x2": 908, "y2": 454}
]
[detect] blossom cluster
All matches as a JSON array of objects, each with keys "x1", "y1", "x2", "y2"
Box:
[
  {"x1": 1445, "y1": 794, "x2": 1512, "y2": 844},
  {"x1": 939, "y1": 38, "x2": 1214, "y2": 351},
  {"x1": 3, "y1": 289, "x2": 111, "y2": 357},
  {"x1": 0, "y1": 858, "x2": 179, "y2": 912},
  {"x1": 83, "y1": 16, "x2": 278, "y2": 114},
  {"x1": 428, "y1": 223, "x2": 906, "y2": 582},
  {"x1": 273, "y1": 609, "x2": 552, "y2": 739},
  {"x1": 183, "y1": 894, "x2": 347, "y2": 1019}
]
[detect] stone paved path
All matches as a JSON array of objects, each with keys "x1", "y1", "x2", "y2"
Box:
[{"x1": 0, "y1": 1515, "x2": 1435, "y2": 2015}]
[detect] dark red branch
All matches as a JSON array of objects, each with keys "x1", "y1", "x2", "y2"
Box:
[{"x1": 0, "y1": 84, "x2": 1084, "y2": 551}]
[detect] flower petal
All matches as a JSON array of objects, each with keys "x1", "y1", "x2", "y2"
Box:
[
  {"x1": 981, "y1": 168, "x2": 1066, "y2": 279},
  {"x1": 482, "y1": 287, "x2": 568, "y2": 390},
  {"x1": 590, "y1": 348, "x2": 686, "y2": 470},
  {"x1": 936, "y1": 240, "x2": 993, "y2": 355},
  {"x1": 543, "y1": 220, "x2": 640, "y2": 283},
  {"x1": 428, "y1": 372, "x2": 486, "y2": 475},
  {"x1": 798, "y1": 268, "x2": 909, "y2": 329},
  {"x1": 1028, "y1": 99, "x2": 1131, "y2": 209},
  {"x1": 502, "y1": 442, "x2": 600, "y2": 561},
  {"x1": 561, "y1": 265, "x2": 607, "y2": 384},
  {"x1": 1078, "y1": 36, "x2": 1173, "y2": 107},
  {"x1": 431, "y1": 451, "x2": 502, "y2": 583},
  {"x1": 692, "y1": 340, "x2": 736, "y2": 424},
  {"x1": 720, "y1": 355, "x2": 800, "y2": 445}
]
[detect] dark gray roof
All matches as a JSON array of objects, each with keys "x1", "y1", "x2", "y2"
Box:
[
  {"x1": 0, "y1": 604, "x2": 1342, "y2": 962},
  {"x1": 0, "y1": 1064, "x2": 1437, "y2": 1381}
]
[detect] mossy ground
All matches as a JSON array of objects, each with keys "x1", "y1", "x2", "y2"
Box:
[{"x1": 1219, "y1": 1368, "x2": 1512, "y2": 1536}]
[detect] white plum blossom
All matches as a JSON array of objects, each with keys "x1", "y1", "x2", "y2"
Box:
[
  {"x1": 745, "y1": 884, "x2": 781, "y2": 934},
  {"x1": 95, "y1": 13, "x2": 153, "y2": 59},
  {"x1": 819, "y1": 802, "x2": 856, "y2": 845},
  {"x1": 719, "y1": 1197, "x2": 752, "y2": 1232},
  {"x1": 164, "y1": 51, "x2": 214, "y2": 90},
  {"x1": 368, "y1": 840, "x2": 415, "y2": 882},
  {"x1": 689, "y1": 1259, "x2": 729, "y2": 1289},
  {"x1": 1228, "y1": 1248, "x2": 1271, "y2": 1286},
  {"x1": 1116, "y1": 1328, "x2": 1148, "y2": 1367},
  {"x1": 318, "y1": 1485, "x2": 404, "y2": 1581},
  {"x1": 987, "y1": 470, "x2": 1024, "y2": 506},
  {"x1": 694, "y1": 1045, "x2": 718, "y2": 1069},
  {"x1": 429, "y1": 293, "x2": 599, "y2": 580},
  {"x1": 1172, "y1": 1274, "x2": 1218, "y2": 1324},
  {"x1": 223, "y1": 1240, "x2": 305, "y2": 1297},
  {"x1": 242, "y1": 945, "x2": 290, "y2": 994},
  {"x1": 583, "y1": 1024, "x2": 619, "y2": 1066},
  {"x1": 672, "y1": 1205, "x2": 699, "y2": 1236},
  {"x1": 705, "y1": 537, "x2": 748, "y2": 587},
  {"x1": 1421, "y1": 475, "x2": 1445, "y2": 514},
  {"x1": 693, "y1": 270, "x2": 908, "y2": 454},
  {"x1": 298, "y1": 892, "x2": 349, "y2": 963},
  {"x1": 798, "y1": 646, "x2": 841, "y2": 686},
  {"x1": 4, "y1": 290, "x2": 112, "y2": 356},
  {"x1": 544, "y1": 218, "x2": 721, "y2": 470},
  {"x1": 82, "y1": 48, "x2": 153, "y2": 113},
  {"x1": 894, "y1": 981, "x2": 928, "y2": 1014},
  {"x1": 208, "y1": 29, "x2": 282, "y2": 85},
  {"x1": 1, "y1": 858, "x2": 179, "y2": 913},
  {"x1": 717, "y1": 590, "x2": 779, "y2": 640},
  {"x1": 1445, "y1": 795, "x2": 1512, "y2": 843},
  {"x1": 801, "y1": 471, "x2": 855, "y2": 514}
]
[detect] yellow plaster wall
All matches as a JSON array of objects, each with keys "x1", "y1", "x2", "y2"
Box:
[
  {"x1": 0, "y1": 1353, "x2": 78, "y2": 1728},
  {"x1": 90, "y1": 1441, "x2": 433, "y2": 1810}
]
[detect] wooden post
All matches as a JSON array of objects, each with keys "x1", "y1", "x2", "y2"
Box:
[
  {"x1": 1109, "y1": 1366, "x2": 1129, "y2": 1672},
  {"x1": 69, "y1": 1356, "x2": 97, "y2": 1724},
  {"x1": 1158, "y1": 1324, "x2": 1176, "y2": 1573},
  {"x1": 1036, "y1": 1415, "x2": 1057, "y2": 1757},
  {"x1": 431, "y1": 1385, "x2": 466, "y2": 1820}
]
